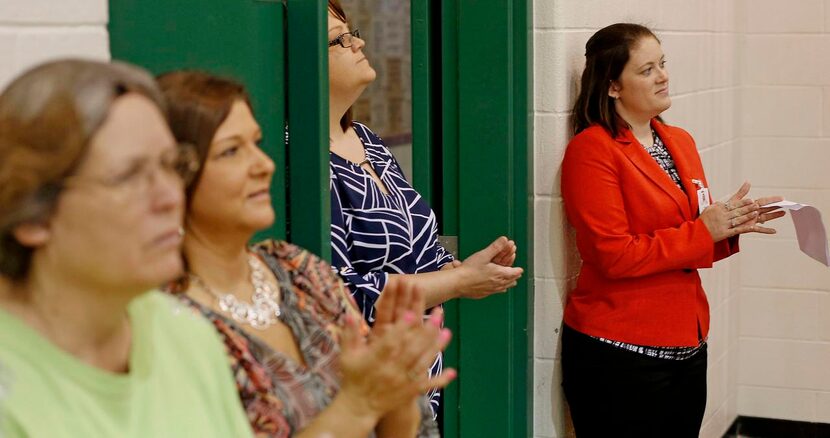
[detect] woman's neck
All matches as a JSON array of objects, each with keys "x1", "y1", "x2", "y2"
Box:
[
  {"x1": 329, "y1": 115, "x2": 348, "y2": 144},
  {"x1": 0, "y1": 261, "x2": 137, "y2": 373},
  {"x1": 628, "y1": 121, "x2": 653, "y2": 148},
  {"x1": 329, "y1": 87, "x2": 364, "y2": 142},
  {"x1": 183, "y1": 222, "x2": 251, "y2": 294},
  {"x1": 615, "y1": 107, "x2": 653, "y2": 144}
]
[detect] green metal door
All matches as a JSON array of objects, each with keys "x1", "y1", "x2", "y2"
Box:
[{"x1": 411, "y1": 0, "x2": 533, "y2": 436}]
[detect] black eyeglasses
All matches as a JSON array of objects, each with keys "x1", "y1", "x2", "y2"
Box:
[{"x1": 328, "y1": 29, "x2": 361, "y2": 48}]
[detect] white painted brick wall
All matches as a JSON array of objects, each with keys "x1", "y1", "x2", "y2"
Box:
[
  {"x1": 743, "y1": 0, "x2": 825, "y2": 33},
  {"x1": 737, "y1": 0, "x2": 830, "y2": 425},
  {"x1": 0, "y1": 0, "x2": 109, "y2": 90},
  {"x1": 826, "y1": 0, "x2": 830, "y2": 31},
  {"x1": 533, "y1": 1, "x2": 743, "y2": 437}
]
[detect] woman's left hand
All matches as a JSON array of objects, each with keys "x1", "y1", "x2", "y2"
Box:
[
  {"x1": 443, "y1": 237, "x2": 518, "y2": 271},
  {"x1": 372, "y1": 277, "x2": 445, "y2": 437},
  {"x1": 750, "y1": 196, "x2": 787, "y2": 232},
  {"x1": 491, "y1": 238, "x2": 518, "y2": 267},
  {"x1": 720, "y1": 182, "x2": 785, "y2": 235}
]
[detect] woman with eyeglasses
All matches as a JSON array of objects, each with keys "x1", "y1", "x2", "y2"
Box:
[
  {"x1": 158, "y1": 70, "x2": 453, "y2": 438},
  {"x1": 0, "y1": 59, "x2": 253, "y2": 437},
  {"x1": 559, "y1": 24, "x2": 785, "y2": 437},
  {"x1": 326, "y1": 0, "x2": 524, "y2": 418}
]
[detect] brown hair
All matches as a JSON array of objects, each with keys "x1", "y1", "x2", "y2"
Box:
[
  {"x1": 0, "y1": 59, "x2": 165, "y2": 281},
  {"x1": 572, "y1": 23, "x2": 661, "y2": 137},
  {"x1": 156, "y1": 71, "x2": 253, "y2": 204},
  {"x1": 328, "y1": 0, "x2": 353, "y2": 132}
]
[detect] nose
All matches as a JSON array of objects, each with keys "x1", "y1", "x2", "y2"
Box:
[
  {"x1": 251, "y1": 143, "x2": 276, "y2": 177},
  {"x1": 149, "y1": 168, "x2": 184, "y2": 213},
  {"x1": 657, "y1": 65, "x2": 669, "y2": 82},
  {"x1": 352, "y1": 36, "x2": 366, "y2": 52}
]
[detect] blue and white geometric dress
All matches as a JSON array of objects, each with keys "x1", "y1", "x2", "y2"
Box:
[{"x1": 329, "y1": 121, "x2": 454, "y2": 417}]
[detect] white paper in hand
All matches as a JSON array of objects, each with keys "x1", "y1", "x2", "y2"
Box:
[{"x1": 766, "y1": 200, "x2": 830, "y2": 267}]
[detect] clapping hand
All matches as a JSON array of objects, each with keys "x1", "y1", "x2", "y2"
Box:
[
  {"x1": 701, "y1": 181, "x2": 785, "y2": 241},
  {"x1": 454, "y1": 236, "x2": 524, "y2": 299},
  {"x1": 338, "y1": 277, "x2": 456, "y2": 424}
]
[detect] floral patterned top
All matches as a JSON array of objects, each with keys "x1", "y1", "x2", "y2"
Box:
[{"x1": 171, "y1": 240, "x2": 438, "y2": 437}]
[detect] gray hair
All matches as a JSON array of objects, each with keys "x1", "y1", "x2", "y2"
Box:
[{"x1": 0, "y1": 58, "x2": 166, "y2": 280}]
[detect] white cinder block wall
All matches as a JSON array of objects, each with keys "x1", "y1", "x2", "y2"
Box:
[
  {"x1": 737, "y1": 0, "x2": 830, "y2": 425},
  {"x1": 0, "y1": 0, "x2": 109, "y2": 90},
  {"x1": 533, "y1": 1, "x2": 744, "y2": 437}
]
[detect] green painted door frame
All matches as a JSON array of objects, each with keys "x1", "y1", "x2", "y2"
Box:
[
  {"x1": 285, "y1": 0, "x2": 331, "y2": 258},
  {"x1": 111, "y1": 0, "x2": 532, "y2": 435},
  {"x1": 456, "y1": 0, "x2": 534, "y2": 432},
  {"x1": 412, "y1": 0, "x2": 533, "y2": 436}
]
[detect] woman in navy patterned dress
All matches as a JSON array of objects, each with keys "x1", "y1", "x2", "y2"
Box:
[{"x1": 326, "y1": 0, "x2": 525, "y2": 417}]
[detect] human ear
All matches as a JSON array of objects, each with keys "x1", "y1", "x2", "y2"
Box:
[
  {"x1": 12, "y1": 222, "x2": 51, "y2": 248},
  {"x1": 608, "y1": 80, "x2": 621, "y2": 100}
]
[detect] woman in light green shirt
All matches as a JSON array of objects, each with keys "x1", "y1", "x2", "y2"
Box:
[{"x1": 0, "y1": 59, "x2": 253, "y2": 438}]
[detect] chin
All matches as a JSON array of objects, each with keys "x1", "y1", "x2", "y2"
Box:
[
  {"x1": 146, "y1": 253, "x2": 185, "y2": 286},
  {"x1": 655, "y1": 100, "x2": 671, "y2": 115},
  {"x1": 249, "y1": 212, "x2": 276, "y2": 234},
  {"x1": 364, "y1": 67, "x2": 377, "y2": 83},
  {"x1": 120, "y1": 261, "x2": 181, "y2": 298}
]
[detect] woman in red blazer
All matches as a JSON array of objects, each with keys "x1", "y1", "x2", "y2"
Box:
[{"x1": 560, "y1": 24, "x2": 784, "y2": 437}]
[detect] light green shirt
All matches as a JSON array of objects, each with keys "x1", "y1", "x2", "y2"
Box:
[{"x1": 0, "y1": 291, "x2": 253, "y2": 437}]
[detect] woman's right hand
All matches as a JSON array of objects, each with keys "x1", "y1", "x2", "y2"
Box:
[
  {"x1": 700, "y1": 181, "x2": 761, "y2": 242},
  {"x1": 454, "y1": 236, "x2": 524, "y2": 299},
  {"x1": 337, "y1": 283, "x2": 456, "y2": 424}
]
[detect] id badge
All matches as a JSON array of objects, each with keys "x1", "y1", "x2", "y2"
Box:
[{"x1": 692, "y1": 179, "x2": 710, "y2": 215}]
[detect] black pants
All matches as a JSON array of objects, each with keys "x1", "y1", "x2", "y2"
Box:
[{"x1": 561, "y1": 325, "x2": 707, "y2": 438}]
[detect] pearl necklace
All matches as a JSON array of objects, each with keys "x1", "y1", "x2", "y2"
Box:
[{"x1": 190, "y1": 253, "x2": 281, "y2": 330}]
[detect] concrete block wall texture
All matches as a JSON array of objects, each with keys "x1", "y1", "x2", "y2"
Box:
[
  {"x1": 0, "y1": 0, "x2": 109, "y2": 90},
  {"x1": 737, "y1": 0, "x2": 830, "y2": 425},
  {"x1": 533, "y1": 1, "x2": 744, "y2": 437}
]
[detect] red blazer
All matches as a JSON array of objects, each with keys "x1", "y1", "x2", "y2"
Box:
[{"x1": 561, "y1": 119, "x2": 738, "y2": 347}]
